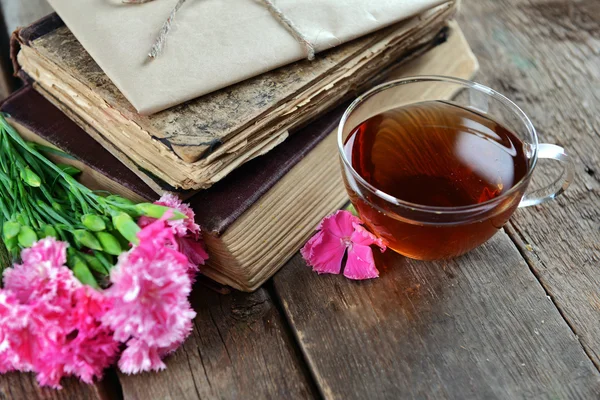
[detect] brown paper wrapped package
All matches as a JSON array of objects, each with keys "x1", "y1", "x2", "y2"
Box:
[{"x1": 46, "y1": 0, "x2": 448, "y2": 114}]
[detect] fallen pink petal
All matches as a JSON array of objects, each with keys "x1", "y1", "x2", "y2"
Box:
[{"x1": 301, "y1": 210, "x2": 386, "y2": 280}]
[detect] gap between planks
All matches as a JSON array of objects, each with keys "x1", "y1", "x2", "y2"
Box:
[
  {"x1": 264, "y1": 280, "x2": 326, "y2": 400},
  {"x1": 504, "y1": 223, "x2": 600, "y2": 373}
]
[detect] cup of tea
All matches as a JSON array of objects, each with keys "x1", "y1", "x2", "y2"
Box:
[{"x1": 338, "y1": 76, "x2": 573, "y2": 260}]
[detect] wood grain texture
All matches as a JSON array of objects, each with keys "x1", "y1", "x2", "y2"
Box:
[
  {"x1": 118, "y1": 285, "x2": 316, "y2": 400},
  {"x1": 457, "y1": 0, "x2": 600, "y2": 368},
  {"x1": 272, "y1": 234, "x2": 600, "y2": 399},
  {"x1": 0, "y1": 372, "x2": 117, "y2": 400}
]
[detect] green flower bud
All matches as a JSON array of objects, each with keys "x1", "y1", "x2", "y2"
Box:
[
  {"x1": 73, "y1": 229, "x2": 103, "y2": 251},
  {"x1": 112, "y1": 213, "x2": 140, "y2": 245},
  {"x1": 111, "y1": 230, "x2": 130, "y2": 249},
  {"x1": 80, "y1": 252, "x2": 108, "y2": 275},
  {"x1": 135, "y1": 203, "x2": 186, "y2": 220},
  {"x1": 4, "y1": 235, "x2": 17, "y2": 252},
  {"x1": 2, "y1": 221, "x2": 21, "y2": 240},
  {"x1": 57, "y1": 164, "x2": 81, "y2": 176},
  {"x1": 15, "y1": 213, "x2": 25, "y2": 226},
  {"x1": 40, "y1": 225, "x2": 58, "y2": 238},
  {"x1": 94, "y1": 251, "x2": 114, "y2": 272},
  {"x1": 20, "y1": 167, "x2": 41, "y2": 187},
  {"x1": 69, "y1": 255, "x2": 99, "y2": 289},
  {"x1": 96, "y1": 232, "x2": 122, "y2": 256},
  {"x1": 81, "y1": 214, "x2": 106, "y2": 232},
  {"x1": 17, "y1": 226, "x2": 37, "y2": 248}
]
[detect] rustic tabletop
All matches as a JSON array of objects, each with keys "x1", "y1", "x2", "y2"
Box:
[{"x1": 0, "y1": 0, "x2": 599, "y2": 398}]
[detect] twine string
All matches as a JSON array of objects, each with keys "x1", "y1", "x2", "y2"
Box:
[
  {"x1": 123, "y1": 0, "x2": 315, "y2": 60},
  {"x1": 259, "y1": 0, "x2": 315, "y2": 60}
]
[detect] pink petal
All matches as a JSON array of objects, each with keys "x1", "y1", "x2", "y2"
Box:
[
  {"x1": 176, "y1": 237, "x2": 208, "y2": 268},
  {"x1": 319, "y1": 210, "x2": 361, "y2": 239},
  {"x1": 344, "y1": 245, "x2": 379, "y2": 280},
  {"x1": 118, "y1": 339, "x2": 166, "y2": 374},
  {"x1": 351, "y1": 223, "x2": 386, "y2": 251},
  {"x1": 300, "y1": 231, "x2": 346, "y2": 275}
]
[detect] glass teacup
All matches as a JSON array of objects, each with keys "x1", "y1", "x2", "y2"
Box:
[{"x1": 338, "y1": 76, "x2": 573, "y2": 260}]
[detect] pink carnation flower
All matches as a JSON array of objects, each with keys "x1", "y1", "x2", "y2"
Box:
[
  {"x1": 139, "y1": 193, "x2": 208, "y2": 272},
  {"x1": 0, "y1": 238, "x2": 118, "y2": 388},
  {"x1": 102, "y1": 218, "x2": 196, "y2": 374},
  {"x1": 50, "y1": 287, "x2": 119, "y2": 385},
  {"x1": 301, "y1": 210, "x2": 386, "y2": 280},
  {"x1": 0, "y1": 290, "x2": 36, "y2": 373},
  {"x1": 3, "y1": 238, "x2": 76, "y2": 304}
]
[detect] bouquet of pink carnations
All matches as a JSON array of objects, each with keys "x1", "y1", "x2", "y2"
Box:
[{"x1": 0, "y1": 115, "x2": 208, "y2": 388}]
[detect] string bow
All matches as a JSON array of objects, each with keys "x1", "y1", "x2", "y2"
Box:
[{"x1": 123, "y1": 0, "x2": 316, "y2": 60}]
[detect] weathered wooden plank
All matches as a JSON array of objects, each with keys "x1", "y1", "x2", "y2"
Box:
[
  {"x1": 272, "y1": 232, "x2": 600, "y2": 399},
  {"x1": 0, "y1": 371, "x2": 117, "y2": 400},
  {"x1": 118, "y1": 284, "x2": 316, "y2": 400},
  {"x1": 456, "y1": 0, "x2": 600, "y2": 368}
]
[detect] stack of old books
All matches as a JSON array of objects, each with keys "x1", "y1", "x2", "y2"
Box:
[{"x1": 7, "y1": 0, "x2": 478, "y2": 291}]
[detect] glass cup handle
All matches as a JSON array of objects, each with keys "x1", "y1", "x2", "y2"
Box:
[{"x1": 519, "y1": 143, "x2": 574, "y2": 208}]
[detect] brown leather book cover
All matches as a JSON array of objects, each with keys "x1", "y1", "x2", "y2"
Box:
[{"x1": 0, "y1": 85, "x2": 345, "y2": 235}]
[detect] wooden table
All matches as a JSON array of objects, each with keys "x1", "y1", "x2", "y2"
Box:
[{"x1": 1, "y1": 0, "x2": 599, "y2": 398}]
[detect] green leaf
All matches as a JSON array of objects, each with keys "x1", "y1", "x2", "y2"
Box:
[
  {"x1": 20, "y1": 167, "x2": 41, "y2": 187},
  {"x1": 96, "y1": 231, "x2": 122, "y2": 256},
  {"x1": 2, "y1": 221, "x2": 21, "y2": 240},
  {"x1": 57, "y1": 164, "x2": 81, "y2": 176},
  {"x1": 0, "y1": 238, "x2": 11, "y2": 274},
  {"x1": 344, "y1": 203, "x2": 359, "y2": 217},
  {"x1": 81, "y1": 214, "x2": 106, "y2": 232},
  {"x1": 17, "y1": 226, "x2": 37, "y2": 248},
  {"x1": 73, "y1": 229, "x2": 103, "y2": 251},
  {"x1": 51, "y1": 202, "x2": 64, "y2": 213},
  {"x1": 135, "y1": 203, "x2": 186, "y2": 220},
  {"x1": 112, "y1": 212, "x2": 140, "y2": 245},
  {"x1": 36, "y1": 201, "x2": 72, "y2": 225},
  {"x1": 28, "y1": 142, "x2": 77, "y2": 160},
  {"x1": 106, "y1": 195, "x2": 135, "y2": 206}
]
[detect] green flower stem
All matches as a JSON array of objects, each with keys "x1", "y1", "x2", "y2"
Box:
[
  {"x1": 0, "y1": 115, "x2": 193, "y2": 286},
  {"x1": 35, "y1": 200, "x2": 73, "y2": 226}
]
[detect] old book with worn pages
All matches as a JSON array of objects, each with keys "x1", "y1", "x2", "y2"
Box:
[
  {"x1": 13, "y1": 2, "x2": 456, "y2": 193},
  {"x1": 7, "y1": 23, "x2": 477, "y2": 291}
]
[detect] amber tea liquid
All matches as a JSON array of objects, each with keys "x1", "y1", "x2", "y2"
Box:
[{"x1": 343, "y1": 101, "x2": 529, "y2": 260}]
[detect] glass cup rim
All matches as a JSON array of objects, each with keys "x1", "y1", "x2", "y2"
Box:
[{"x1": 337, "y1": 75, "x2": 539, "y2": 214}]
